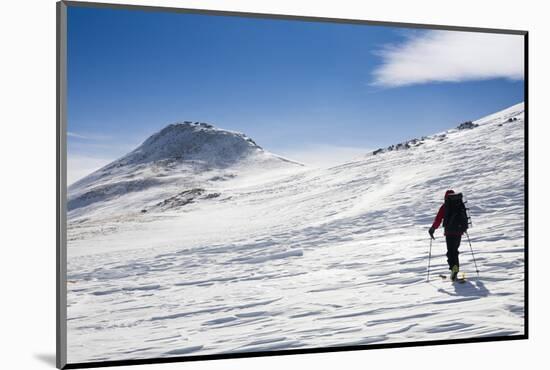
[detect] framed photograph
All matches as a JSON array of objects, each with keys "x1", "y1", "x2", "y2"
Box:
[{"x1": 57, "y1": 1, "x2": 527, "y2": 368}]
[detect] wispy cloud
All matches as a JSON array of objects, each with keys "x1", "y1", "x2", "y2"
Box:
[
  {"x1": 68, "y1": 131, "x2": 112, "y2": 141},
  {"x1": 68, "y1": 132, "x2": 88, "y2": 139},
  {"x1": 371, "y1": 30, "x2": 524, "y2": 87}
]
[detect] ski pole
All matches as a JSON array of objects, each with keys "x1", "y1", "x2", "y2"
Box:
[
  {"x1": 427, "y1": 238, "x2": 433, "y2": 282},
  {"x1": 465, "y1": 231, "x2": 480, "y2": 276}
]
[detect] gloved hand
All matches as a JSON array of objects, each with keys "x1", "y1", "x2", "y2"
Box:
[{"x1": 428, "y1": 226, "x2": 435, "y2": 239}]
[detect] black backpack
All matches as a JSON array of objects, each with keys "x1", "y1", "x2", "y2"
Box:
[{"x1": 443, "y1": 193, "x2": 470, "y2": 233}]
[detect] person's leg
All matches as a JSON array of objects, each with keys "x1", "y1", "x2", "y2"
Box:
[{"x1": 446, "y1": 235, "x2": 460, "y2": 270}]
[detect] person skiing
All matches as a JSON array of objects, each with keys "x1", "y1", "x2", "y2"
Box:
[{"x1": 428, "y1": 189, "x2": 469, "y2": 281}]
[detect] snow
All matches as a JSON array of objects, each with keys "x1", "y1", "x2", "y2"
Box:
[{"x1": 66, "y1": 103, "x2": 525, "y2": 364}]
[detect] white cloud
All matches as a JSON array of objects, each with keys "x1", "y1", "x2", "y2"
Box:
[
  {"x1": 68, "y1": 155, "x2": 113, "y2": 185},
  {"x1": 371, "y1": 30, "x2": 524, "y2": 87},
  {"x1": 278, "y1": 144, "x2": 370, "y2": 168}
]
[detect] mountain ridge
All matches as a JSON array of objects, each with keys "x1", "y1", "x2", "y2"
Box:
[{"x1": 67, "y1": 103, "x2": 524, "y2": 222}]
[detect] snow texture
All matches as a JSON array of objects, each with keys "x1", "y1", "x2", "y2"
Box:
[{"x1": 66, "y1": 104, "x2": 525, "y2": 363}]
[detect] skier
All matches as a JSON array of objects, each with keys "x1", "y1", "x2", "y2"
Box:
[{"x1": 428, "y1": 190, "x2": 469, "y2": 281}]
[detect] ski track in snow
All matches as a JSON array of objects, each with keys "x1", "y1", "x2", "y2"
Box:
[{"x1": 66, "y1": 104, "x2": 525, "y2": 363}]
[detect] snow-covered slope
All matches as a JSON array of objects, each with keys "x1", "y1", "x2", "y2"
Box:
[{"x1": 66, "y1": 104, "x2": 525, "y2": 363}]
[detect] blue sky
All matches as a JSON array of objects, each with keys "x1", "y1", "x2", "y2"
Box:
[{"x1": 67, "y1": 6, "x2": 524, "y2": 183}]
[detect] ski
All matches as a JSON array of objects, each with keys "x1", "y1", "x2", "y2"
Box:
[{"x1": 439, "y1": 272, "x2": 467, "y2": 283}]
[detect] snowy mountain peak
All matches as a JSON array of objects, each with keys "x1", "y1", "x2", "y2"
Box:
[
  {"x1": 67, "y1": 121, "x2": 303, "y2": 216},
  {"x1": 116, "y1": 121, "x2": 263, "y2": 167}
]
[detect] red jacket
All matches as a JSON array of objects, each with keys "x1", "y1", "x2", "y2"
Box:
[{"x1": 432, "y1": 204, "x2": 463, "y2": 236}]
